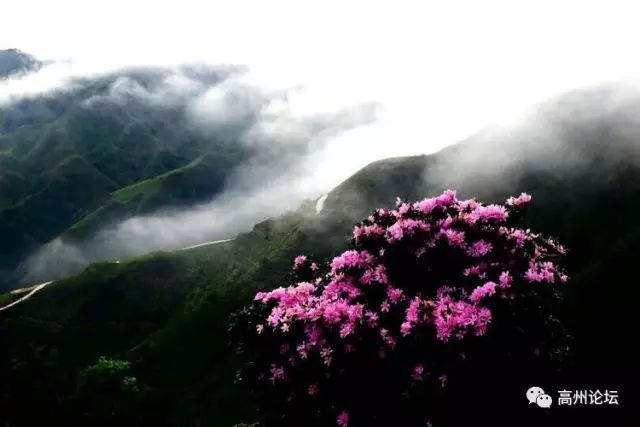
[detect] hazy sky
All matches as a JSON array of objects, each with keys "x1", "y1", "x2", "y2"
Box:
[{"x1": 5, "y1": 1, "x2": 640, "y2": 156}]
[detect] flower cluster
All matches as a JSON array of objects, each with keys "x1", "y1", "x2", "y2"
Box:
[{"x1": 247, "y1": 190, "x2": 567, "y2": 426}]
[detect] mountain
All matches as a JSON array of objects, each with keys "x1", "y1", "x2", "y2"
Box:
[
  {"x1": 0, "y1": 83, "x2": 636, "y2": 426},
  {"x1": 0, "y1": 62, "x2": 250, "y2": 290},
  {"x1": 0, "y1": 49, "x2": 41, "y2": 78},
  {"x1": 0, "y1": 55, "x2": 375, "y2": 290}
]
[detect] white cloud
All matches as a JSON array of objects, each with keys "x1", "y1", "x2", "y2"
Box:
[
  {"x1": 4, "y1": 0, "x2": 640, "y2": 164},
  {"x1": 6, "y1": 0, "x2": 640, "y2": 281}
]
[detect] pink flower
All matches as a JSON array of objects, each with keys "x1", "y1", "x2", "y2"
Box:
[
  {"x1": 337, "y1": 410, "x2": 349, "y2": 427},
  {"x1": 385, "y1": 218, "x2": 431, "y2": 243},
  {"x1": 499, "y1": 271, "x2": 513, "y2": 288},
  {"x1": 311, "y1": 262, "x2": 319, "y2": 271},
  {"x1": 413, "y1": 190, "x2": 457, "y2": 213},
  {"x1": 396, "y1": 202, "x2": 412, "y2": 217},
  {"x1": 433, "y1": 294, "x2": 492, "y2": 341},
  {"x1": 353, "y1": 223, "x2": 385, "y2": 242},
  {"x1": 525, "y1": 261, "x2": 557, "y2": 283},
  {"x1": 294, "y1": 255, "x2": 307, "y2": 268},
  {"x1": 463, "y1": 263, "x2": 487, "y2": 277},
  {"x1": 458, "y1": 198, "x2": 479, "y2": 211},
  {"x1": 442, "y1": 229, "x2": 466, "y2": 248},
  {"x1": 269, "y1": 364, "x2": 286, "y2": 384},
  {"x1": 365, "y1": 310, "x2": 379, "y2": 326},
  {"x1": 414, "y1": 197, "x2": 438, "y2": 214},
  {"x1": 331, "y1": 250, "x2": 375, "y2": 273},
  {"x1": 470, "y1": 281, "x2": 497, "y2": 303},
  {"x1": 361, "y1": 264, "x2": 388, "y2": 285},
  {"x1": 406, "y1": 297, "x2": 421, "y2": 323},
  {"x1": 506, "y1": 192, "x2": 532, "y2": 207},
  {"x1": 339, "y1": 322, "x2": 355, "y2": 338},
  {"x1": 467, "y1": 240, "x2": 492, "y2": 257},
  {"x1": 470, "y1": 204, "x2": 508, "y2": 223},
  {"x1": 256, "y1": 324, "x2": 264, "y2": 334},
  {"x1": 386, "y1": 222, "x2": 405, "y2": 243},
  {"x1": 297, "y1": 342, "x2": 309, "y2": 359},
  {"x1": 437, "y1": 189, "x2": 458, "y2": 205},
  {"x1": 387, "y1": 286, "x2": 404, "y2": 303},
  {"x1": 411, "y1": 363, "x2": 425, "y2": 381},
  {"x1": 401, "y1": 321, "x2": 412, "y2": 336},
  {"x1": 508, "y1": 228, "x2": 528, "y2": 247}
]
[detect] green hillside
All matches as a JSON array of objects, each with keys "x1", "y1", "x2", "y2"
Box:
[
  {"x1": 0, "y1": 64, "x2": 249, "y2": 290},
  {"x1": 1, "y1": 83, "x2": 637, "y2": 425},
  {"x1": 0, "y1": 155, "x2": 118, "y2": 280},
  {"x1": 65, "y1": 151, "x2": 244, "y2": 239}
]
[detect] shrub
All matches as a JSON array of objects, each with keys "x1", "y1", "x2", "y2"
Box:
[{"x1": 235, "y1": 190, "x2": 569, "y2": 426}]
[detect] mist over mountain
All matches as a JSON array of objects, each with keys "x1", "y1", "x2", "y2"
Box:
[
  {"x1": 2, "y1": 2, "x2": 640, "y2": 425},
  {"x1": 0, "y1": 53, "x2": 378, "y2": 290}
]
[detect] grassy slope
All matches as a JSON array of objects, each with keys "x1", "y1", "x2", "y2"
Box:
[
  {"x1": 0, "y1": 155, "x2": 118, "y2": 285},
  {"x1": 64, "y1": 151, "x2": 243, "y2": 240},
  {"x1": 0, "y1": 206, "x2": 314, "y2": 425},
  {"x1": 0, "y1": 72, "x2": 248, "y2": 290}
]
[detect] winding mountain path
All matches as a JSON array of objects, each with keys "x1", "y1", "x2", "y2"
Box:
[
  {"x1": 0, "y1": 281, "x2": 51, "y2": 312},
  {"x1": 0, "y1": 237, "x2": 236, "y2": 313},
  {"x1": 315, "y1": 194, "x2": 328, "y2": 214},
  {"x1": 180, "y1": 238, "x2": 235, "y2": 250}
]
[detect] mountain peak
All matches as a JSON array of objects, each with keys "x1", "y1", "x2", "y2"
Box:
[{"x1": 0, "y1": 49, "x2": 41, "y2": 79}]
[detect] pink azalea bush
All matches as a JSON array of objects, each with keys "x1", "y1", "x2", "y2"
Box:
[{"x1": 238, "y1": 190, "x2": 569, "y2": 427}]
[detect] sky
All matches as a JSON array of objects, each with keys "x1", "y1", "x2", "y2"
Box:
[{"x1": 4, "y1": 0, "x2": 640, "y2": 163}]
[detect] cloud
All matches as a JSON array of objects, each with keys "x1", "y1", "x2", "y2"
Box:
[
  {"x1": 6, "y1": 0, "x2": 640, "y2": 284},
  {"x1": 11, "y1": 61, "x2": 378, "y2": 283},
  {"x1": 417, "y1": 81, "x2": 640, "y2": 203}
]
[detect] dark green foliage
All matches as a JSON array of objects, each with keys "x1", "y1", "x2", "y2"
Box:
[
  {"x1": 79, "y1": 357, "x2": 135, "y2": 392},
  {"x1": 74, "y1": 357, "x2": 143, "y2": 425}
]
